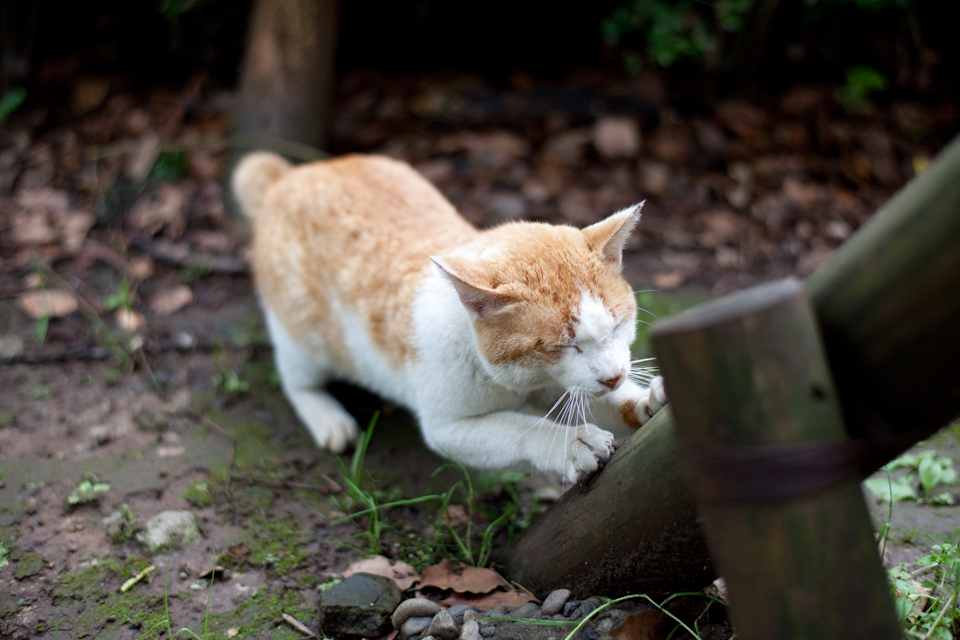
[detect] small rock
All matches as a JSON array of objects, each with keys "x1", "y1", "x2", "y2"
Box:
[
  {"x1": 563, "y1": 601, "x2": 580, "y2": 618},
  {"x1": 392, "y1": 597, "x2": 443, "y2": 629},
  {"x1": 484, "y1": 606, "x2": 507, "y2": 619},
  {"x1": 318, "y1": 573, "x2": 402, "y2": 637},
  {"x1": 540, "y1": 589, "x2": 572, "y2": 616},
  {"x1": 401, "y1": 616, "x2": 433, "y2": 639},
  {"x1": 508, "y1": 602, "x2": 539, "y2": 619},
  {"x1": 0, "y1": 335, "x2": 24, "y2": 360},
  {"x1": 460, "y1": 620, "x2": 482, "y2": 640},
  {"x1": 447, "y1": 604, "x2": 479, "y2": 621},
  {"x1": 479, "y1": 623, "x2": 496, "y2": 637},
  {"x1": 425, "y1": 610, "x2": 459, "y2": 640},
  {"x1": 136, "y1": 511, "x2": 199, "y2": 553},
  {"x1": 593, "y1": 117, "x2": 641, "y2": 158},
  {"x1": 577, "y1": 601, "x2": 598, "y2": 619},
  {"x1": 580, "y1": 626, "x2": 600, "y2": 640},
  {"x1": 463, "y1": 610, "x2": 479, "y2": 624}
]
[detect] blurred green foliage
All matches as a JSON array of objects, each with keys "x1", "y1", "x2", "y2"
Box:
[{"x1": 603, "y1": 0, "x2": 918, "y2": 72}]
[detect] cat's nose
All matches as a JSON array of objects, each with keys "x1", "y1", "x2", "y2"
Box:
[{"x1": 599, "y1": 373, "x2": 623, "y2": 390}]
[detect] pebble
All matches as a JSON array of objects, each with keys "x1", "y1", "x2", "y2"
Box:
[
  {"x1": 463, "y1": 610, "x2": 479, "y2": 624},
  {"x1": 135, "y1": 510, "x2": 199, "y2": 553},
  {"x1": 540, "y1": 589, "x2": 572, "y2": 616},
  {"x1": 580, "y1": 626, "x2": 600, "y2": 640},
  {"x1": 392, "y1": 597, "x2": 442, "y2": 629},
  {"x1": 479, "y1": 623, "x2": 496, "y2": 637},
  {"x1": 563, "y1": 601, "x2": 580, "y2": 618},
  {"x1": 401, "y1": 616, "x2": 433, "y2": 639},
  {"x1": 508, "y1": 602, "x2": 539, "y2": 619},
  {"x1": 484, "y1": 606, "x2": 507, "y2": 619},
  {"x1": 447, "y1": 604, "x2": 479, "y2": 621},
  {"x1": 460, "y1": 620, "x2": 482, "y2": 640},
  {"x1": 425, "y1": 610, "x2": 459, "y2": 640}
]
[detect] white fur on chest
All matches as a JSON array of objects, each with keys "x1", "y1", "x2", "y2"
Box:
[{"x1": 409, "y1": 271, "x2": 526, "y2": 424}]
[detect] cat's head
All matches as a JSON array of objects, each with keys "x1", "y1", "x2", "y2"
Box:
[{"x1": 432, "y1": 204, "x2": 642, "y2": 395}]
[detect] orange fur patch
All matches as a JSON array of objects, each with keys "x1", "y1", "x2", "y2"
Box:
[
  {"x1": 249, "y1": 154, "x2": 637, "y2": 375},
  {"x1": 252, "y1": 155, "x2": 476, "y2": 370}
]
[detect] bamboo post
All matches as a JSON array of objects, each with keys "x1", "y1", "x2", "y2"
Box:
[
  {"x1": 648, "y1": 279, "x2": 900, "y2": 640},
  {"x1": 504, "y1": 407, "x2": 713, "y2": 598},
  {"x1": 504, "y1": 135, "x2": 960, "y2": 598},
  {"x1": 806, "y1": 133, "x2": 960, "y2": 473}
]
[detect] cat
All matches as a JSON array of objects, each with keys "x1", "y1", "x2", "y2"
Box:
[{"x1": 232, "y1": 152, "x2": 667, "y2": 483}]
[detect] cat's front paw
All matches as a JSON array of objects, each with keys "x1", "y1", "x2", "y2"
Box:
[
  {"x1": 635, "y1": 376, "x2": 668, "y2": 426},
  {"x1": 564, "y1": 424, "x2": 615, "y2": 484}
]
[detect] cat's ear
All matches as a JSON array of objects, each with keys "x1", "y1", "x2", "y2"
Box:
[
  {"x1": 582, "y1": 202, "x2": 643, "y2": 268},
  {"x1": 431, "y1": 256, "x2": 505, "y2": 318}
]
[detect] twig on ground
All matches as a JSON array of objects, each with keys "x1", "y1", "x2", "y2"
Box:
[
  {"x1": 281, "y1": 613, "x2": 317, "y2": 638},
  {"x1": 130, "y1": 237, "x2": 249, "y2": 274},
  {"x1": 232, "y1": 474, "x2": 334, "y2": 494}
]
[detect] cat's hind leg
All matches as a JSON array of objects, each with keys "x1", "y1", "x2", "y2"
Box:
[{"x1": 264, "y1": 307, "x2": 358, "y2": 453}]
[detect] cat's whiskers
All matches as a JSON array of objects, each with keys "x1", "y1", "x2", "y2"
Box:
[
  {"x1": 511, "y1": 390, "x2": 570, "y2": 447},
  {"x1": 629, "y1": 358, "x2": 659, "y2": 386}
]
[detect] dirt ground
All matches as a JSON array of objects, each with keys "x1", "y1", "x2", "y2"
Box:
[{"x1": 0, "y1": 69, "x2": 958, "y2": 638}]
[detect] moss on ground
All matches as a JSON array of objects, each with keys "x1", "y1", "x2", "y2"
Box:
[
  {"x1": 199, "y1": 585, "x2": 315, "y2": 639},
  {"x1": 13, "y1": 553, "x2": 44, "y2": 579},
  {"x1": 184, "y1": 477, "x2": 215, "y2": 507},
  {"x1": 222, "y1": 513, "x2": 311, "y2": 577},
  {"x1": 50, "y1": 556, "x2": 175, "y2": 639}
]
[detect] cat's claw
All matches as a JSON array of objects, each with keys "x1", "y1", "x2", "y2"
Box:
[
  {"x1": 565, "y1": 424, "x2": 616, "y2": 484},
  {"x1": 635, "y1": 376, "x2": 668, "y2": 426}
]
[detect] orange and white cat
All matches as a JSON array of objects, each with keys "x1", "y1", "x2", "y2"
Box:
[{"x1": 232, "y1": 153, "x2": 666, "y2": 483}]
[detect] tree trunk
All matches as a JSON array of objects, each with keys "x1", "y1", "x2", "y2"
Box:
[{"x1": 234, "y1": 0, "x2": 339, "y2": 160}]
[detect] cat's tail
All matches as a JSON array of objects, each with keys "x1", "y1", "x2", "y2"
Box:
[{"x1": 232, "y1": 152, "x2": 292, "y2": 219}]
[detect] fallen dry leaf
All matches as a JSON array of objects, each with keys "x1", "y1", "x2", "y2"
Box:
[
  {"x1": 444, "y1": 504, "x2": 470, "y2": 528},
  {"x1": 18, "y1": 290, "x2": 78, "y2": 319},
  {"x1": 651, "y1": 271, "x2": 689, "y2": 290},
  {"x1": 436, "y1": 588, "x2": 537, "y2": 610},
  {"x1": 58, "y1": 209, "x2": 96, "y2": 254},
  {"x1": 150, "y1": 285, "x2": 193, "y2": 315},
  {"x1": 611, "y1": 609, "x2": 670, "y2": 640},
  {"x1": 418, "y1": 559, "x2": 507, "y2": 594},
  {"x1": 342, "y1": 555, "x2": 419, "y2": 591},
  {"x1": 115, "y1": 308, "x2": 146, "y2": 333},
  {"x1": 128, "y1": 183, "x2": 187, "y2": 238}
]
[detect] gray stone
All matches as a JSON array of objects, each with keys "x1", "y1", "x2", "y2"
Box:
[
  {"x1": 508, "y1": 602, "x2": 539, "y2": 619},
  {"x1": 460, "y1": 620, "x2": 481, "y2": 640},
  {"x1": 540, "y1": 589, "x2": 571, "y2": 616},
  {"x1": 393, "y1": 597, "x2": 443, "y2": 629},
  {"x1": 447, "y1": 604, "x2": 479, "y2": 621},
  {"x1": 479, "y1": 623, "x2": 496, "y2": 637},
  {"x1": 562, "y1": 601, "x2": 580, "y2": 618},
  {"x1": 463, "y1": 610, "x2": 479, "y2": 624},
  {"x1": 318, "y1": 572, "x2": 402, "y2": 637},
  {"x1": 484, "y1": 606, "x2": 507, "y2": 619},
  {"x1": 425, "y1": 610, "x2": 459, "y2": 640},
  {"x1": 580, "y1": 626, "x2": 600, "y2": 640},
  {"x1": 136, "y1": 510, "x2": 199, "y2": 552},
  {"x1": 401, "y1": 616, "x2": 433, "y2": 639}
]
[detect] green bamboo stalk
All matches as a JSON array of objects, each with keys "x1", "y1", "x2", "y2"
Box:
[{"x1": 650, "y1": 279, "x2": 900, "y2": 640}]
